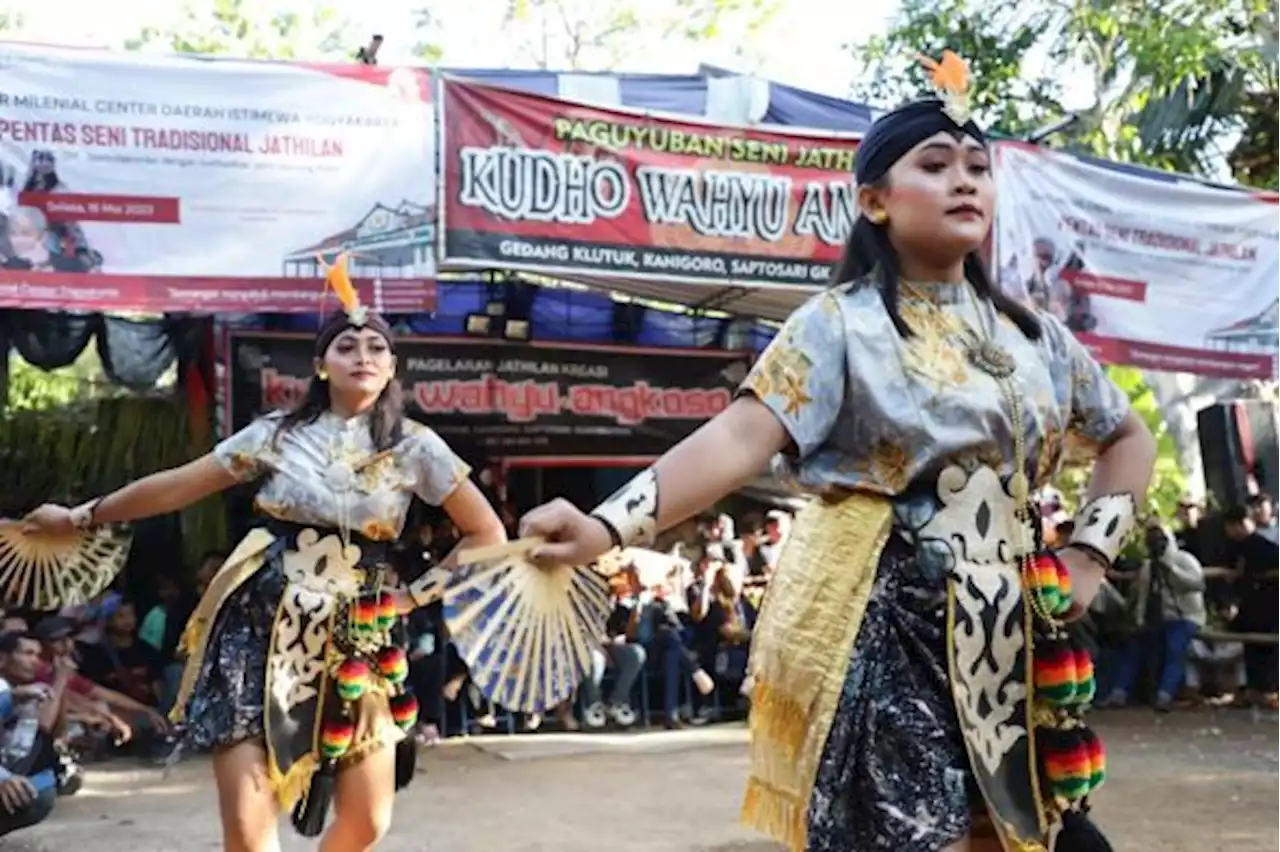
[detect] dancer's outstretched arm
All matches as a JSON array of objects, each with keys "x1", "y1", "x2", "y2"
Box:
[
  {"x1": 519, "y1": 396, "x2": 789, "y2": 567},
  {"x1": 24, "y1": 454, "x2": 239, "y2": 534}
]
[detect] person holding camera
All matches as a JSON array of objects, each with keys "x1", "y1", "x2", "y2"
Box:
[{"x1": 1098, "y1": 523, "x2": 1205, "y2": 711}]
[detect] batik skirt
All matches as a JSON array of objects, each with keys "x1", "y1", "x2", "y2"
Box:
[
  {"x1": 805, "y1": 532, "x2": 984, "y2": 852},
  {"x1": 173, "y1": 524, "x2": 407, "y2": 812}
]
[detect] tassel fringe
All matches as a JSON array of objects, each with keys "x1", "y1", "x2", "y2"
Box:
[{"x1": 740, "y1": 777, "x2": 807, "y2": 852}]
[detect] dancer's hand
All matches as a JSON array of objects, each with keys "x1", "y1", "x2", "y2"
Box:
[
  {"x1": 518, "y1": 499, "x2": 614, "y2": 567},
  {"x1": 21, "y1": 504, "x2": 75, "y2": 536}
]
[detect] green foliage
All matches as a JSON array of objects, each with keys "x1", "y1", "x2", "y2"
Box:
[
  {"x1": 126, "y1": 0, "x2": 354, "y2": 60},
  {"x1": 853, "y1": 0, "x2": 1278, "y2": 185},
  {"x1": 410, "y1": 7, "x2": 445, "y2": 65},
  {"x1": 0, "y1": 395, "x2": 225, "y2": 567},
  {"x1": 852, "y1": 0, "x2": 1063, "y2": 137},
  {"x1": 500, "y1": 0, "x2": 779, "y2": 70},
  {"x1": 1054, "y1": 365, "x2": 1186, "y2": 520},
  {"x1": 6, "y1": 352, "x2": 98, "y2": 412},
  {"x1": 1104, "y1": 366, "x2": 1186, "y2": 519}
]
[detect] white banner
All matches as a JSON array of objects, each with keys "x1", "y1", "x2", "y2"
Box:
[
  {"x1": 993, "y1": 142, "x2": 1278, "y2": 379},
  {"x1": 0, "y1": 45, "x2": 436, "y2": 313}
]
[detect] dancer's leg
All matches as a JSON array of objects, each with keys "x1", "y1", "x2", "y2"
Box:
[
  {"x1": 321, "y1": 744, "x2": 395, "y2": 852},
  {"x1": 212, "y1": 741, "x2": 281, "y2": 852}
]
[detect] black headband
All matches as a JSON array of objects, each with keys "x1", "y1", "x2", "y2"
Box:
[
  {"x1": 314, "y1": 310, "x2": 395, "y2": 356},
  {"x1": 855, "y1": 99, "x2": 986, "y2": 185}
]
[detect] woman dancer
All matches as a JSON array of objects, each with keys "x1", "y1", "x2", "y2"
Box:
[
  {"x1": 519, "y1": 57, "x2": 1156, "y2": 852},
  {"x1": 24, "y1": 257, "x2": 506, "y2": 852}
]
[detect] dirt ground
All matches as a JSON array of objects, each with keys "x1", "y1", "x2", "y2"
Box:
[{"x1": 5, "y1": 708, "x2": 1276, "y2": 852}]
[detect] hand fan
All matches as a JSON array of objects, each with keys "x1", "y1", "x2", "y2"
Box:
[
  {"x1": 442, "y1": 538, "x2": 611, "y2": 715},
  {"x1": 0, "y1": 521, "x2": 132, "y2": 610}
]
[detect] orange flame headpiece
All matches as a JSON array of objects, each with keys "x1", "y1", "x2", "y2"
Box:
[
  {"x1": 319, "y1": 252, "x2": 368, "y2": 327},
  {"x1": 916, "y1": 50, "x2": 973, "y2": 126}
]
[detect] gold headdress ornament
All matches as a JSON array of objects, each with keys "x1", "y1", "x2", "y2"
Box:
[
  {"x1": 916, "y1": 49, "x2": 972, "y2": 126},
  {"x1": 318, "y1": 251, "x2": 368, "y2": 327}
]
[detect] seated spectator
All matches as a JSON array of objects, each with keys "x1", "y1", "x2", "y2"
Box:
[
  {"x1": 59, "y1": 589, "x2": 123, "y2": 650},
  {"x1": 79, "y1": 602, "x2": 165, "y2": 711},
  {"x1": 579, "y1": 604, "x2": 646, "y2": 730},
  {"x1": 621, "y1": 569, "x2": 713, "y2": 729},
  {"x1": 0, "y1": 616, "x2": 28, "y2": 636},
  {"x1": 193, "y1": 551, "x2": 227, "y2": 598},
  {"x1": 0, "y1": 633, "x2": 63, "y2": 839},
  {"x1": 1185, "y1": 603, "x2": 1246, "y2": 704},
  {"x1": 33, "y1": 617, "x2": 169, "y2": 754},
  {"x1": 138, "y1": 575, "x2": 182, "y2": 656}
]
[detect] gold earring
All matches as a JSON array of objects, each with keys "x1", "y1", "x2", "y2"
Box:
[
  {"x1": 870, "y1": 210, "x2": 888, "y2": 224},
  {"x1": 316, "y1": 369, "x2": 328, "y2": 381}
]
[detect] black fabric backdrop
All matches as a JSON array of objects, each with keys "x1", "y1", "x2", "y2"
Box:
[{"x1": 0, "y1": 309, "x2": 210, "y2": 390}]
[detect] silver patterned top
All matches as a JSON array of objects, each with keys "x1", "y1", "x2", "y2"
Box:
[
  {"x1": 740, "y1": 279, "x2": 1130, "y2": 498},
  {"x1": 213, "y1": 411, "x2": 471, "y2": 541}
]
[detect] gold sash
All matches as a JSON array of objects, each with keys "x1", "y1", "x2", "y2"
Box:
[{"x1": 740, "y1": 492, "x2": 893, "y2": 852}]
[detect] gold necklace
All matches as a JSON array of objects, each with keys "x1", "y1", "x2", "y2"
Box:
[{"x1": 901, "y1": 281, "x2": 1060, "y2": 623}]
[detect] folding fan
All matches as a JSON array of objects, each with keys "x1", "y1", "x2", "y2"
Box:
[
  {"x1": 0, "y1": 521, "x2": 132, "y2": 610},
  {"x1": 441, "y1": 538, "x2": 611, "y2": 715}
]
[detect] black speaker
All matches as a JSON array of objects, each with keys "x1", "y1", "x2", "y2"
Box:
[{"x1": 1197, "y1": 400, "x2": 1279, "y2": 511}]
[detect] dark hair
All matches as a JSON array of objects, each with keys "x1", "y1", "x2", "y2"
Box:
[
  {"x1": 1249, "y1": 492, "x2": 1273, "y2": 507},
  {"x1": 0, "y1": 631, "x2": 35, "y2": 655},
  {"x1": 830, "y1": 184, "x2": 1041, "y2": 340},
  {"x1": 1223, "y1": 504, "x2": 1251, "y2": 524},
  {"x1": 274, "y1": 374, "x2": 406, "y2": 452}
]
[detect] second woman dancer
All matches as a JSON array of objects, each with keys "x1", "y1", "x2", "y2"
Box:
[{"x1": 519, "y1": 55, "x2": 1155, "y2": 852}]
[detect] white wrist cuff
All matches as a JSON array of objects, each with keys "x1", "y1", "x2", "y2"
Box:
[
  {"x1": 589, "y1": 468, "x2": 659, "y2": 548},
  {"x1": 1069, "y1": 493, "x2": 1137, "y2": 567}
]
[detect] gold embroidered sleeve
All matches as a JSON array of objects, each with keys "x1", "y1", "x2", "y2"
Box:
[
  {"x1": 405, "y1": 425, "x2": 472, "y2": 506},
  {"x1": 212, "y1": 416, "x2": 278, "y2": 483},
  {"x1": 739, "y1": 292, "x2": 847, "y2": 459}
]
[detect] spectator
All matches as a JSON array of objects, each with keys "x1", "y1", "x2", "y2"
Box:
[
  {"x1": 1144, "y1": 524, "x2": 1206, "y2": 711},
  {"x1": 79, "y1": 602, "x2": 165, "y2": 710},
  {"x1": 138, "y1": 575, "x2": 183, "y2": 656},
  {"x1": 1174, "y1": 499, "x2": 1207, "y2": 563},
  {"x1": 1249, "y1": 493, "x2": 1277, "y2": 544},
  {"x1": 33, "y1": 617, "x2": 168, "y2": 749},
  {"x1": 621, "y1": 569, "x2": 713, "y2": 729},
  {"x1": 579, "y1": 603, "x2": 646, "y2": 730},
  {"x1": 758, "y1": 510, "x2": 790, "y2": 574},
  {"x1": 0, "y1": 633, "x2": 62, "y2": 839},
  {"x1": 193, "y1": 551, "x2": 226, "y2": 597},
  {"x1": 58, "y1": 589, "x2": 123, "y2": 649},
  {"x1": 1223, "y1": 505, "x2": 1280, "y2": 708},
  {"x1": 0, "y1": 617, "x2": 28, "y2": 636}
]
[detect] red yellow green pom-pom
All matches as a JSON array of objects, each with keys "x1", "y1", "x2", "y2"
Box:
[
  {"x1": 335, "y1": 658, "x2": 371, "y2": 702},
  {"x1": 390, "y1": 692, "x2": 419, "y2": 731},
  {"x1": 1039, "y1": 726, "x2": 1091, "y2": 801},
  {"x1": 1026, "y1": 552, "x2": 1073, "y2": 616},
  {"x1": 1079, "y1": 725, "x2": 1106, "y2": 792},
  {"x1": 1070, "y1": 646, "x2": 1096, "y2": 705},
  {"x1": 377, "y1": 646, "x2": 408, "y2": 685},
  {"x1": 376, "y1": 594, "x2": 397, "y2": 631},
  {"x1": 1034, "y1": 638, "x2": 1078, "y2": 706},
  {"x1": 351, "y1": 597, "x2": 378, "y2": 634},
  {"x1": 321, "y1": 720, "x2": 355, "y2": 759}
]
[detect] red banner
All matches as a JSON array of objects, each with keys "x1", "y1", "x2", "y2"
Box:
[
  {"x1": 0, "y1": 271, "x2": 436, "y2": 314},
  {"x1": 438, "y1": 78, "x2": 861, "y2": 287}
]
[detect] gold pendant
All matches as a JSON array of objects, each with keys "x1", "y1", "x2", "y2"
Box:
[{"x1": 966, "y1": 339, "x2": 1017, "y2": 380}]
